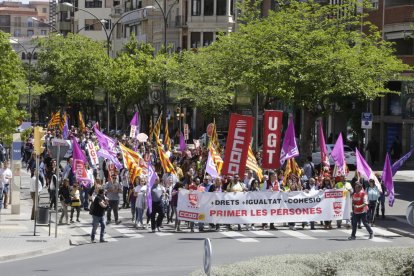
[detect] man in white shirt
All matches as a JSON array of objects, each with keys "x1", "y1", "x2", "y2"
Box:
[
  {"x1": 0, "y1": 161, "x2": 12, "y2": 209},
  {"x1": 29, "y1": 169, "x2": 42, "y2": 220},
  {"x1": 243, "y1": 170, "x2": 255, "y2": 191}
]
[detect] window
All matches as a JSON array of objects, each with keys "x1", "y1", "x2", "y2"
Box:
[
  {"x1": 104, "y1": 19, "x2": 111, "y2": 29},
  {"x1": 84, "y1": 19, "x2": 103, "y2": 30},
  {"x1": 191, "y1": 32, "x2": 201, "y2": 48},
  {"x1": 41, "y1": 30, "x2": 47, "y2": 35},
  {"x1": 385, "y1": 0, "x2": 414, "y2": 7},
  {"x1": 192, "y1": 0, "x2": 201, "y2": 16},
  {"x1": 42, "y1": 7, "x2": 47, "y2": 13},
  {"x1": 13, "y1": 29, "x2": 21, "y2": 37},
  {"x1": 27, "y1": 20, "x2": 33, "y2": 27},
  {"x1": 204, "y1": 0, "x2": 214, "y2": 15},
  {"x1": 203, "y1": 32, "x2": 213, "y2": 46},
  {"x1": 27, "y1": 30, "x2": 34, "y2": 36},
  {"x1": 390, "y1": 38, "x2": 414, "y2": 55},
  {"x1": 33, "y1": 52, "x2": 38, "y2": 60},
  {"x1": 216, "y1": 0, "x2": 226, "y2": 15},
  {"x1": 85, "y1": 1, "x2": 103, "y2": 8},
  {"x1": 21, "y1": 52, "x2": 26, "y2": 60},
  {"x1": 15, "y1": 17, "x2": 21, "y2": 27}
]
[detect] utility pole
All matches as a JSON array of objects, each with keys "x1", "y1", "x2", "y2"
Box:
[{"x1": 33, "y1": 126, "x2": 46, "y2": 236}]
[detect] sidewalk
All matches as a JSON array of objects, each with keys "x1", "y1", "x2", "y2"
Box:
[{"x1": 0, "y1": 169, "x2": 70, "y2": 263}]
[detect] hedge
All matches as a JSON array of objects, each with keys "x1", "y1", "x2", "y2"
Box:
[{"x1": 190, "y1": 247, "x2": 414, "y2": 276}]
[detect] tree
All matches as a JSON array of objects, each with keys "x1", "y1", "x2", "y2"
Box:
[
  {"x1": 174, "y1": 0, "x2": 411, "y2": 156},
  {"x1": 0, "y1": 31, "x2": 27, "y2": 136},
  {"x1": 36, "y1": 34, "x2": 109, "y2": 108},
  {"x1": 107, "y1": 38, "x2": 157, "y2": 130}
]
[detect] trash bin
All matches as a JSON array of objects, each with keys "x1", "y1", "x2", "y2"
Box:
[{"x1": 37, "y1": 206, "x2": 49, "y2": 225}]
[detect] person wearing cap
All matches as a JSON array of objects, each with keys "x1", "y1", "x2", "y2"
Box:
[{"x1": 348, "y1": 182, "x2": 374, "y2": 240}]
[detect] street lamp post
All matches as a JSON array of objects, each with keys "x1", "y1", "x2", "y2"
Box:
[
  {"x1": 63, "y1": 2, "x2": 142, "y2": 132},
  {"x1": 10, "y1": 39, "x2": 38, "y2": 123},
  {"x1": 146, "y1": 0, "x2": 178, "y2": 126}
]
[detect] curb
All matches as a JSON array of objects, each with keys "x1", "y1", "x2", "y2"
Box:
[
  {"x1": 0, "y1": 237, "x2": 71, "y2": 263},
  {"x1": 386, "y1": 227, "x2": 414, "y2": 239}
]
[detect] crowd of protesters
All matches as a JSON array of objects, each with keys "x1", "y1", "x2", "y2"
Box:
[{"x1": 21, "y1": 124, "x2": 387, "y2": 242}]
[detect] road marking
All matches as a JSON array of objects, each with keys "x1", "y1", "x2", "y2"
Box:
[
  {"x1": 309, "y1": 230, "x2": 329, "y2": 234},
  {"x1": 221, "y1": 231, "x2": 259, "y2": 242},
  {"x1": 155, "y1": 232, "x2": 174, "y2": 236},
  {"x1": 279, "y1": 230, "x2": 316, "y2": 240},
  {"x1": 339, "y1": 229, "x2": 391, "y2": 242},
  {"x1": 372, "y1": 228, "x2": 401, "y2": 237},
  {"x1": 111, "y1": 225, "x2": 144, "y2": 238},
  {"x1": 250, "y1": 231, "x2": 274, "y2": 236}
]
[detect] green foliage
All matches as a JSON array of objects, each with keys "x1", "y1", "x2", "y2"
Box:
[
  {"x1": 190, "y1": 247, "x2": 414, "y2": 276},
  {"x1": 109, "y1": 39, "x2": 159, "y2": 113},
  {"x1": 0, "y1": 31, "x2": 27, "y2": 136},
  {"x1": 20, "y1": 127, "x2": 32, "y2": 143},
  {"x1": 36, "y1": 33, "x2": 110, "y2": 105}
]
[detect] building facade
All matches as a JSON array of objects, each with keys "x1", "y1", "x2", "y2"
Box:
[{"x1": 366, "y1": 0, "x2": 414, "y2": 161}]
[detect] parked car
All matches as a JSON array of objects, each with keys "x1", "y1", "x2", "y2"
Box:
[{"x1": 312, "y1": 144, "x2": 356, "y2": 168}]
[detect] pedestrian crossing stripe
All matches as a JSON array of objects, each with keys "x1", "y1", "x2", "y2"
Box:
[
  {"x1": 279, "y1": 230, "x2": 316, "y2": 240},
  {"x1": 338, "y1": 230, "x2": 391, "y2": 243},
  {"x1": 36, "y1": 218, "x2": 402, "y2": 245},
  {"x1": 221, "y1": 231, "x2": 259, "y2": 242}
]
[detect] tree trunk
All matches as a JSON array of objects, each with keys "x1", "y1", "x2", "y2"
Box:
[{"x1": 300, "y1": 109, "x2": 316, "y2": 162}]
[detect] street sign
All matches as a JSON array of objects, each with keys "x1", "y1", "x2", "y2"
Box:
[
  {"x1": 406, "y1": 202, "x2": 414, "y2": 226},
  {"x1": 203, "y1": 238, "x2": 212, "y2": 276},
  {"x1": 12, "y1": 142, "x2": 22, "y2": 161},
  {"x1": 361, "y1": 112, "x2": 373, "y2": 129},
  {"x1": 184, "y1": 124, "x2": 189, "y2": 140},
  {"x1": 52, "y1": 138, "x2": 69, "y2": 147}
]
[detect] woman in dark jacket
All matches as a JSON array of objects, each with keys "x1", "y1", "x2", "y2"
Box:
[{"x1": 58, "y1": 179, "x2": 71, "y2": 224}]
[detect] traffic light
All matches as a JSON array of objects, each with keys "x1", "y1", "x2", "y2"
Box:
[{"x1": 34, "y1": 126, "x2": 46, "y2": 155}]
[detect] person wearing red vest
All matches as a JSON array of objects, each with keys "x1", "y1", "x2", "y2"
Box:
[{"x1": 348, "y1": 182, "x2": 374, "y2": 240}]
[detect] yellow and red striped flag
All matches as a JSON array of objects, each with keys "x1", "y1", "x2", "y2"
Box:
[
  {"x1": 283, "y1": 158, "x2": 302, "y2": 186},
  {"x1": 78, "y1": 111, "x2": 86, "y2": 133},
  {"x1": 209, "y1": 120, "x2": 221, "y2": 153},
  {"x1": 157, "y1": 143, "x2": 176, "y2": 174},
  {"x1": 209, "y1": 145, "x2": 223, "y2": 175},
  {"x1": 149, "y1": 117, "x2": 153, "y2": 142},
  {"x1": 119, "y1": 142, "x2": 143, "y2": 183},
  {"x1": 59, "y1": 112, "x2": 67, "y2": 132},
  {"x1": 153, "y1": 113, "x2": 162, "y2": 140},
  {"x1": 246, "y1": 146, "x2": 263, "y2": 182},
  {"x1": 47, "y1": 111, "x2": 61, "y2": 129},
  {"x1": 164, "y1": 119, "x2": 171, "y2": 151}
]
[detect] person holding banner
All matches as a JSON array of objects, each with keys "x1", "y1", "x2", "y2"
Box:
[{"x1": 348, "y1": 182, "x2": 374, "y2": 240}]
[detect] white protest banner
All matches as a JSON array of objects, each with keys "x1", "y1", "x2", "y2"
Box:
[
  {"x1": 86, "y1": 141, "x2": 99, "y2": 166},
  {"x1": 184, "y1": 124, "x2": 189, "y2": 140},
  {"x1": 177, "y1": 189, "x2": 351, "y2": 224},
  {"x1": 130, "y1": 125, "x2": 137, "y2": 138}
]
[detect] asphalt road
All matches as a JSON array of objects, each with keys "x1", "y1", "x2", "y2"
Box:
[{"x1": 0, "y1": 170, "x2": 413, "y2": 276}]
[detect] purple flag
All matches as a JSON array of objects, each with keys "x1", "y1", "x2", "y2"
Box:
[
  {"x1": 71, "y1": 137, "x2": 90, "y2": 183},
  {"x1": 96, "y1": 148, "x2": 123, "y2": 170},
  {"x1": 94, "y1": 125, "x2": 116, "y2": 151},
  {"x1": 62, "y1": 117, "x2": 69, "y2": 139},
  {"x1": 130, "y1": 112, "x2": 138, "y2": 126},
  {"x1": 355, "y1": 148, "x2": 382, "y2": 192},
  {"x1": 129, "y1": 112, "x2": 140, "y2": 135},
  {"x1": 279, "y1": 118, "x2": 299, "y2": 166},
  {"x1": 330, "y1": 133, "x2": 345, "y2": 167},
  {"x1": 179, "y1": 132, "x2": 186, "y2": 151},
  {"x1": 392, "y1": 147, "x2": 414, "y2": 176},
  {"x1": 146, "y1": 163, "x2": 158, "y2": 215},
  {"x1": 382, "y1": 153, "x2": 394, "y2": 207}
]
